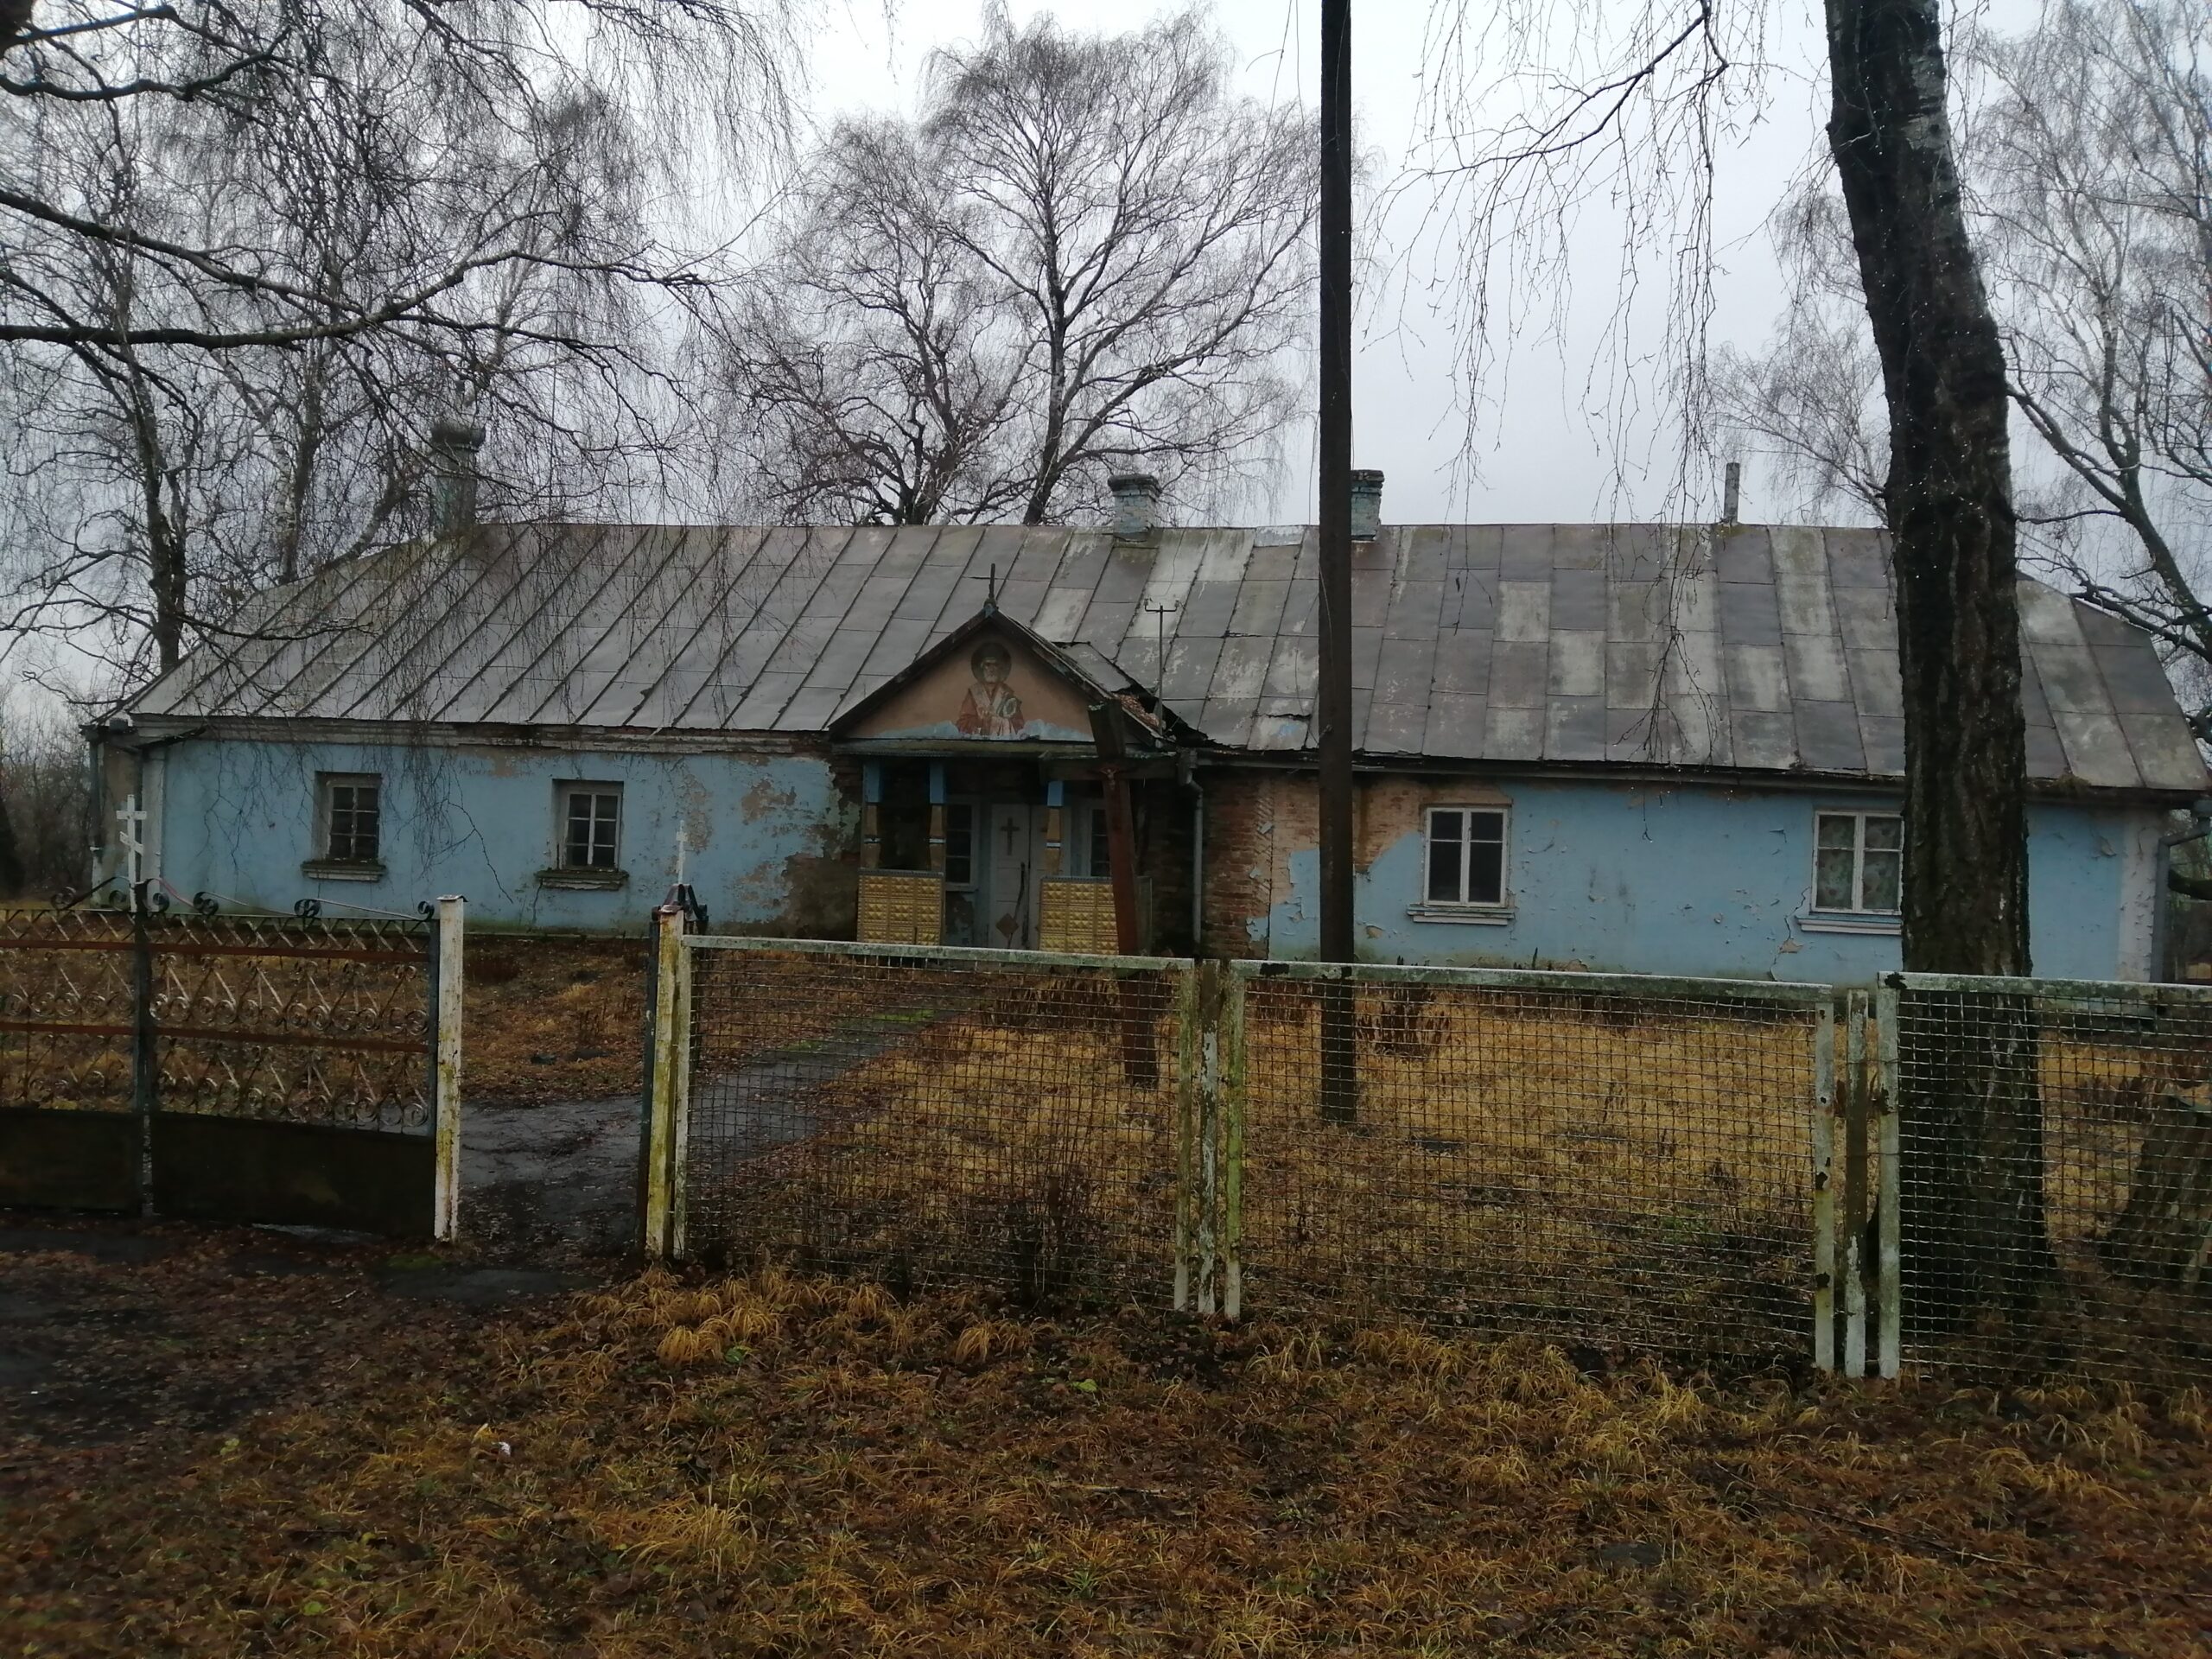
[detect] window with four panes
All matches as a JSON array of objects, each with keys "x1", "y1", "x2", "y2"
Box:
[
  {"x1": 321, "y1": 776, "x2": 381, "y2": 863},
  {"x1": 1425, "y1": 807, "x2": 1508, "y2": 906},
  {"x1": 562, "y1": 785, "x2": 622, "y2": 870},
  {"x1": 1814, "y1": 811, "x2": 1902, "y2": 912}
]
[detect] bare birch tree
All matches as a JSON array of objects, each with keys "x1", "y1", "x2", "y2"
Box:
[
  {"x1": 725, "y1": 8, "x2": 1313, "y2": 526},
  {"x1": 1722, "y1": 2, "x2": 2212, "y2": 728},
  {"x1": 1, "y1": 0, "x2": 804, "y2": 690}
]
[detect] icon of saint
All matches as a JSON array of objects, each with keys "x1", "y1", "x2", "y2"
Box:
[{"x1": 956, "y1": 640, "x2": 1025, "y2": 737}]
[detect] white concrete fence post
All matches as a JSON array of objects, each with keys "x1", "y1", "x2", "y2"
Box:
[{"x1": 433, "y1": 894, "x2": 466, "y2": 1241}]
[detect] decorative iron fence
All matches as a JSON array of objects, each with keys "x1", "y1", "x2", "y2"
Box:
[
  {"x1": 640, "y1": 918, "x2": 2212, "y2": 1389},
  {"x1": 0, "y1": 907, "x2": 138, "y2": 1116},
  {"x1": 0, "y1": 895, "x2": 465, "y2": 1236},
  {"x1": 149, "y1": 910, "x2": 438, "y2": 1130}
]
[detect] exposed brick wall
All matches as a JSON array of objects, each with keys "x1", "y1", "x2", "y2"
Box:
[
  {"x1": 1201, "y1": 770, "x2": 1316, "y2": 957},
  {"x1": 1200, "y1": 771, "x2": 1484, "y2": 957}
]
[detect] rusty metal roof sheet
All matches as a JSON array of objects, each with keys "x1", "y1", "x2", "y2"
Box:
[{"x1": 131, "y1": 522, "x2": 2209, "y2": 793}]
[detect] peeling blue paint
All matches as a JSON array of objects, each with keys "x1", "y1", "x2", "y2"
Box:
[
  {"x1": 1251, "y1": 781, "x2": 2161, "y2": 982},
  {"x1": 149, "y1": 739, "x2": 849, "y2": 931},
  {"x1": 148, "y1": 740, "x2": 2165, "y2": 980}
]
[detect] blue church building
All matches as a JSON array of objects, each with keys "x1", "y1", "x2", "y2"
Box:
[{"x1": 98, "y1": 490, "x2": 2208, "y2": 982}]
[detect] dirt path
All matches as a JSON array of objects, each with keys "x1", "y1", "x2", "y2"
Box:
[
  {"x1": 461, "y1": 1093, "x2": 641, "y2": 1263},
  {"x1": 456, "y1": 1010, "x2": 944, "y2": 1266}
]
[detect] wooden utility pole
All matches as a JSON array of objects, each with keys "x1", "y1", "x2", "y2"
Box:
[{"x1": 1316, "y1": 0, "x2": 1357, "y2": 1122}]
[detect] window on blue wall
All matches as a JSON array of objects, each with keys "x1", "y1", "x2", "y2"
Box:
[
  {"x1": 1425, "y1": 807, "x2": 1508, "y2": 906},
  {"x1": 560, "y1": 784, "x2": 622, "y2": 870},
  {"x1": 318, "y1": 774, "x2": 381, "y2": 863},
  {"x1": 1815, "y1": 811, "x2": 1903, "y2": 912}
]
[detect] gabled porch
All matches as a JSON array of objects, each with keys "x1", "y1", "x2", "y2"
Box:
[{"x1": 829, "y1": 607, "x2": 1194, "y2": 953}]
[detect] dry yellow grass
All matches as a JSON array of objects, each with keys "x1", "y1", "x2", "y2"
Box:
[
  {"x1": 1236, "y1": 992, "x2": 1815, "y2": 1355},
  {"x1": 462, "y1": 939, "x2": 887, "y2": 1103},
  {"x1": 688, "y1": 977, "x2": 1821, "y2": 1359},
  {"x1": 10, "y1": 1267, "x2": 2209, "y2": 1656}
]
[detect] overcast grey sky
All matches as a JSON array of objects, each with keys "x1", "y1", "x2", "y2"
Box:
[{"x1": 804, "y1": 0, "x2": 1849, "y2": 527}]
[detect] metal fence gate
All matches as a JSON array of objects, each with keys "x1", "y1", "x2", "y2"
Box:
[
  {"x1": 640, "y1": 914, "x2": 2212, "y2": 1388},
  {"x1": 0, "y1": 896, "x2": 463, "y2": 1237},
  {"x1": 643, "y1": 917, "x2": 1188, "y2": 1305}
]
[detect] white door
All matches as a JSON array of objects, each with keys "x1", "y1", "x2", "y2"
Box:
[{"x1": 983, "y1": 803, "x2": 1038, "y2": 949}]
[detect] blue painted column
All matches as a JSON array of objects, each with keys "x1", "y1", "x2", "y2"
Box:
[
  {"x1": 861, "y1": 760, "x2": 883, "y2": 869},
  {"x1": 1045, "y1": 777, "x2": 1065, "y2": 874},
  {"x1": 926, "y1": 761, "x2": 948, "y2": 871}
]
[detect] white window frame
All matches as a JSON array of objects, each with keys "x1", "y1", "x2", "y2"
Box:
[
  {"x1": 1811, "y1": 809, "x2": 1904, "y2": 915},
  {"x1": 315, "y1": 772, "x2": 382, "y2": 866},
  {"x1": 557, "y1": 782, "x2": 624, "y2": 872},
  {"x1": 1419, "y1": 804, "x2": 1511, "y2": 912}
]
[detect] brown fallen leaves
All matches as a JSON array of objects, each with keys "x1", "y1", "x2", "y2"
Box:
[{"x1": 5, "y1": 1260, "x2": 2211, "y2": 1656}]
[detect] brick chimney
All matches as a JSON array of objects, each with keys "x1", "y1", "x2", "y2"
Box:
[
  {"x1": 1109, "y1": 473, "x2": 1161, "y2": 540},
  {"x1": 429, "y1": 416, "x2": 486, "y2": 537},
  {"x1": 1350, "y1": 469, "x2": 1384, "y2": 541}
]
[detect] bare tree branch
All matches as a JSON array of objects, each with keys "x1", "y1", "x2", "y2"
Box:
[{"x1": 721, "y1": 8, "x2": 1313, "y2": 527}]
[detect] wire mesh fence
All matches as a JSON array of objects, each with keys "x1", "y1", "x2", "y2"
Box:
[
  {"x1": 1225, "y1": 963, "x2": 1825, "y2": 1363},
  {"x1": 675, "y1": 937, "x2": 1187, "y2": 1306},
  {"x1": 1891, "y1": 975, "x2": 2212, "y2": 1389},
  {"x1": 649, "y1": 931, "x2": 2212, "y2": 1389}
]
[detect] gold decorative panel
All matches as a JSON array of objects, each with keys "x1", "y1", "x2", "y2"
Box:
[
  {"x1": 1039, "y1": 878, "x2": 1120, "y2": 954},
  {"x1": 857, "y1": 872, "x2": 944, "y2": 945}
]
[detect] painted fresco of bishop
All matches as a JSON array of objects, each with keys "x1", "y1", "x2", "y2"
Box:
[{"x1": 956, "y1": 640, "x2": 1026, "y2": 737}]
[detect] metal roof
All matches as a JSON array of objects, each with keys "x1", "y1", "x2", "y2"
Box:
[{"x1": 131, "y1": 520, "x2": 2209, "y2": 793}]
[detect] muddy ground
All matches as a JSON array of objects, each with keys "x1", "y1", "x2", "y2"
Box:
[{"x1": 0, "y1": 1080, "x2": 633, "y2": 1471}]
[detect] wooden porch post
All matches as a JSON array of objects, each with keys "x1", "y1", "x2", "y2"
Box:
[
  {"x1": 1099, "y1": 765, "x2": 1141, "y2": 955},
  {"x1": 1088, "y1": 703, "x2": 1159, "y2": 1086}
]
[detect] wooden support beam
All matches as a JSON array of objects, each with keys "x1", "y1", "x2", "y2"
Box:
[
  {"x1": 1044, "y1": 778, "x2": 1065, "y2": 877},
  {"x1": 1099, "y1": 765, "x2": 1141, "y2": 955},
  {"x1": 927, "y1": 761, "x2": 947, "y2": 872},
  {"x1": 643, "y1": 904, "x2": 692, "y2": 1260}
]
